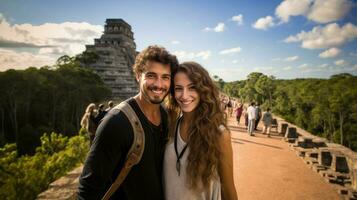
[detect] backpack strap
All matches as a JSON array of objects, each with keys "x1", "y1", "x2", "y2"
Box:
[{"x1": 101, "y1": 101, "x2": 145, "y2": 200}]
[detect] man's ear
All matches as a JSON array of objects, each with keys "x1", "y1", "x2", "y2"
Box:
[{"x1": 136, "y1": 73, "x2": 141, "y2": 83}]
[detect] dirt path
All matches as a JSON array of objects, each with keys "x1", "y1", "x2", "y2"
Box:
[{"x1": 229, "y1": 116, "x2": 341, "y2": 200}]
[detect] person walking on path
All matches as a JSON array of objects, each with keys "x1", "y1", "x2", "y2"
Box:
[
  {"x1": 235, "y1": 103, "x2": 243, "y2": 125},
  {"x1": 80, "y1": 103, "x2": 97, "y2": 146},
  {"x1": 262, "y1": 108, "x2": 273, "y2": 137},
  {"x1": 164, "y1": 61, "x2": 238, "y2": 200},
  {"x1": 254, "y1": 104, "x2": 262, "y2": 130},
  {"x1": 247, "y1": 102, "x2": 256, "y2": 136},
  {"x1": 78, "y1": 45, "x2": 178, "y2": 200}
]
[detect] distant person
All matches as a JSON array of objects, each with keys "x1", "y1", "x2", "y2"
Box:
[
  {"x1": 94, "y1": 104, "x2": 107, "y2": 126},
  {"x1": 262, "y1": 108, "x2": 273, "y2": 137},
  {"x1": 78, "y1": 45, "x2": 178, "y2": 200},
  {"x1": 165, "y1": 61, "x2": 238, "y2": 200},
  {"x1": 244, "y1": 106, "x2": 248, "y2": 129},
  {"x1": 254, "y1": 103, "x2": 262, "y2": 130},
  {"x1": 235, "y1": 103, "x2": 243, "y2": 125},
  {"x1": 247, "y1": 102, "x2": 256, "y2": 136},
  {"x1": 80, "y1": 103, "x2": 97, "y2": 146},
  {"x1": 227, "y1": 97, "x2": 233, "y2": 117},
  {"x1": 105, "y1": 100, "x2": 115, "y2": 112}
]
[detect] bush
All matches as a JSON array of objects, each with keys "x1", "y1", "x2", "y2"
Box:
[{"x1": 0, "y1": 132, "x2": 89, "y2": 200}]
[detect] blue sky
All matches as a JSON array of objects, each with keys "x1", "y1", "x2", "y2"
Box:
[{"x1": 0, "y1": 0, "x2": 357, "y2": 81}]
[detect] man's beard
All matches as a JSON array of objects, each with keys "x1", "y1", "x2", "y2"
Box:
[{"x1": 141, "y1": 85, "x2": 168, "y2": 104}]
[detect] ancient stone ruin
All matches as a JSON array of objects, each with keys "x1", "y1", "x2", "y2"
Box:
[{"x1": 84, "y1": 19, "x2": 138, "y2": 100}]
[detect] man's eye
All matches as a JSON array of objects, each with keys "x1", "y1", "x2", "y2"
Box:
[
  {"x1": 146, "y1": 74, "x2": 155, "y2": 78},
  {"x1": 175, "y1": 87, "x2": 182, "y2": 91},
  {"x1": 162, "y1": 76, "x2": 170, "y2": 81}
]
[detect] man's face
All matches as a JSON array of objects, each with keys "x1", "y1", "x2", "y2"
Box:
[{"x1": 137, "y1": 61, "x2": 171, "y2": 104}]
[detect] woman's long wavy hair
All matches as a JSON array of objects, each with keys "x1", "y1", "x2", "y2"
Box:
[{"x1": 167, "y1": 61, "x2": 228, "y2": 191}]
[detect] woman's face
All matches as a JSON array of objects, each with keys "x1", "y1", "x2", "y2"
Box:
[{"x1": 174, "y1": 72, "x2": 200, "y2": 113}]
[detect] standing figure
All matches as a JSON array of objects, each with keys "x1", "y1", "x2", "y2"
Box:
[
  {"x1": 94, "y1": 104, "x2": 107, "y2": 126},
  {"x1": 262, "y1": 108, "x2": 273, "y2": 137},
  {"x1": 78, "y1": 45, "x2": 178, "y2": 200},
  {"x1": 244, "y1": 107, "x2": 248, "y2": 129},
  {"x1": 164, "y1": 61, "x2": 238, "y2": 200},
  {"x1": 247, "y1": 102, "x2": 256, "y2": 136},
  {"x1": 235, "y1": 103, "x2": 243, "y2": 125},
  {"x1": 105, "y1": 100, "x2": 115, "y2": 112},
  {"x1": 80, "y1": 103, "x2": 97, "y2": 146},
  {"x1": 254, "y1": 104, "x2": 262, "y2": 130}
]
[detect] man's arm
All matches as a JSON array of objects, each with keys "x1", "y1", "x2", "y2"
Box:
[{"x1": 78, "y1": 110, "x2": 133, "y2": 200}]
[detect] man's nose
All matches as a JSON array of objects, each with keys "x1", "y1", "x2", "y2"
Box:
[{"x1": 153, "y1": 77, "x2": 163, "y2": 88}]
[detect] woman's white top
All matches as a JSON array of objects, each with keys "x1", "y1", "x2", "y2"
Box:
[{"x1": 163, "y1": 122, "x2": 222, "y2": 200}]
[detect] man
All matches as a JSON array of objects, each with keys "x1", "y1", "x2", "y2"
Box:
[
  {"x1": 254, "y1": 103, "x2": 262, "y2": 130},
  {"x1": 94, "y1": 104, "x2": 107, "y2": 126},
  {"x1": 247, "y1": 102, "x2": 256, "y2": 136},
  {"x1": 105, "y1": 100, "x2": 114, "y2": 112},
  {"x1": 78, "y1": 45, "x2": 178, "y2": 200},
  {"x1": 262, "y1": 108, "x2": 273, "y2": 137}
]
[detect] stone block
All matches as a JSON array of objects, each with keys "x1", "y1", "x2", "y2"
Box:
[
  {"x1": 280, "y1": 123, "x2": 288, "y2": 136},
  {"x1": 318, "y1": 150, "x2": 333, "y2": 167}
]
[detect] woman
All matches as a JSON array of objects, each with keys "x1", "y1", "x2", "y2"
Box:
[
  {"x1": 80, "y1": 103, "x2": 97, "y2": 146},
  {"x1": 164, "y1": 62, "x2": 238, "y2": 200},
  {"x1": 235, "y1": 103, "x2": 243, "y2": 125}
]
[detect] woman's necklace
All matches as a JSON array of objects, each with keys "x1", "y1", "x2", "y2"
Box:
[{"x1": 174, "y1": 116, "x2": 188, "y2": 176}]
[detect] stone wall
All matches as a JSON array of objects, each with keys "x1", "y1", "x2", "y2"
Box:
[{"x1": 37, "y1": 166, "x2": 82, "y2": 200}]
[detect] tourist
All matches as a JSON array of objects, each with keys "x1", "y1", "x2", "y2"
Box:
[
  {"x1": 105, "y1": 100, "x2": 115, "y2": 112},
  {"x1": 80, "y1": 103, "x2": 97, "y2": 146},
  {"x1": 164, "y1": 61, "x2": 238, "y2": 200},
  {"x1": 94, "y1": 103, "x2": 107, "y2": 126},
  {"x1": 254, "y1": 103, "x2": 262, "y2": 131},
  {"x1": 235, "y1": 103, "x2": 243, "y2": 125},
  {"x1": 78, "y1": 45, "x2": 178, "y2": 200},
  {"x1": 247, "y1": 102, "x2": 256, "y2": 136},
  {"x1": 262, "y1": 108, "x2": 273, "y2": 137}
]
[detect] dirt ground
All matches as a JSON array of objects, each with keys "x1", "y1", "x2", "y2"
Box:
[{"x1": 229, "y1": 116, "x2": 341, "y2": 200}]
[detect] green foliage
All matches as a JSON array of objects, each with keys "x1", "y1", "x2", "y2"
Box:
[
  {"x1": 0, "y1": 132, "x2": 89, "y2": 200},
  {"x1": 0, "y1": 54, "x2": 111, "y2": 155},
  {"x1": 222, "y1": 72, "x2": 357, "y2": 150}
]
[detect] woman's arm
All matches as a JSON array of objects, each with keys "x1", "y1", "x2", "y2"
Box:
[{"x1": 218, "y1": 129, "x2": 238, "y2": 200}]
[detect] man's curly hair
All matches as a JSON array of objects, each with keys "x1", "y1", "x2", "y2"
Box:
[{"x1": 133, "y1": 45, "x2": 178, "y2": 76}]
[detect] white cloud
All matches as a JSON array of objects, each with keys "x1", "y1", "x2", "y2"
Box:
[
  {"x1": 174, "y1": 50, "x2": 211, "y2": 61},
  {"x1": 253, "y1": 66, "x2": 274, "y2": 72},
  {"x1": 307, "y1": 0, "x2": 353, "y2": 23},
  {"x1": 171, "y1": 40, "x2": 180, "y2": 45},
  {"x1": 283, "y1": 66, "x2": 292, "y2": 70},
  {"x1": 0, "y1": 49, "x2": 55, "y2": 71},
  {"x1": 0, "y1": 14, "x2": 105, "y2": 69},
  {"x1": 284, "y1": 55, "x2": 299, "y2": 61},
  {"x1": 284, "y1": 23, "x2": 357, "y2": 49},
  {"x1": 298, "y1": 63, "x2": 309, "y2": 69},
  {"x1": 252, "y1": 16, "x2": 275, "y2": 30},
  {"x1": 0, "y1": 14, "x2": 102, "y2": 56},
  {"x1": 231, "y1": 15, "x2": 243, "y2": 25},
  {"x1": 219, "y1": 47, "x2": 242, "y2": 55},
  {"x1": 318, "y1": 63, "x2": 329, "y2": 68},
  {"x1": 232, "y1": 60, "x2": 239, "y2": 64},
  {"x1": 275, "y1": 0, "x2": 311, "y2": 23},
  {"x1": 335, "y1": 59, "x2": 346, "y2": 66},
  {"x1": 319, "y1": 47, "x2": 341, "y2": 58},
  {"x1": 203, "y1": 22, "x2": 225, "y2": 32},
  {"x1": 275, "y1": 0, "x2": 353, "y2": 24}
]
